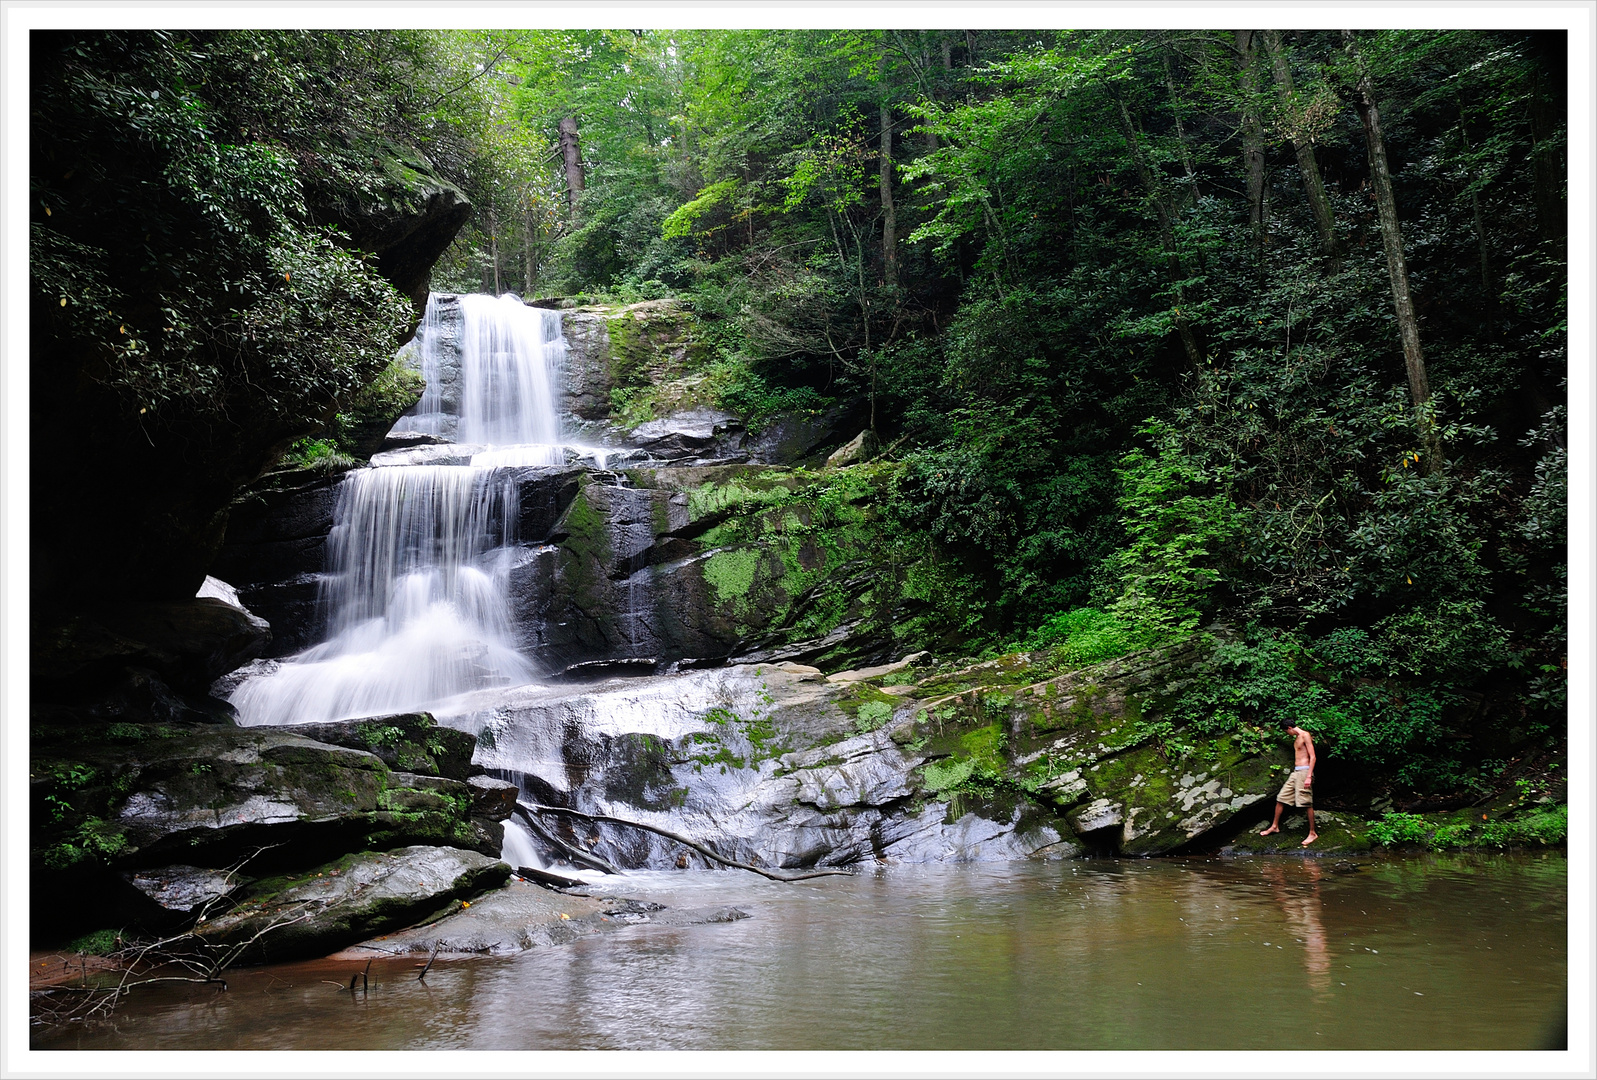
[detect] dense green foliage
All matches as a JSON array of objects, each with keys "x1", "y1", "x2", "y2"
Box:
[
  {"x1": 35, "y1": 28, "x2": 1562, "y2": 803},
  {"x1": 30, "y1": 30, "x2": 504, "y2": 456},
  {"x1": 429, "y1": 28, "x2": 1564, "y2": 801}
]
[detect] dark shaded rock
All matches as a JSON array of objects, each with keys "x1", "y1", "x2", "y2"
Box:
[
  {"x1": 32, "y1": 137, "x2": 469, "y2": 610},
  {"x1": 552, "y1": 658, "x2": 660, "y2": 681},
  {"x1": 379, "y1": 429, "x2": 447, "y2": 453},
  {"x1": 194, "y1": 846, "x2": 509, "y2": 965},
  {"x1": 212, "y1": 467, "x2": 350, "y2": 658},
  {"x1": 307, "y1": 147, "x2": 472, "y2": 312},
  {"x1": 33, "y1": 598, "x2": 271, "y2": 698},
  {"x1": 31, "y1": 726, "x2": 483, "y2": 876},
  {"x1": 742, "y1": 400, "x2": 866, "y2": 465},
  {"x1": 503, "y1": 466, "x2": 584, "y2": 542},
  {"x1": 274, "y1": 714, "x2": 477, "y2": 781},
  {"x1": 462, "y1": 817, "x2": 506, "y2": 859},
  {"x1": 466, "y1": 775, "x2": 520, "y2": 821},
  {"x1": 558, "y1": 309, "x2": 617, "y2": 422},
  {"x1": 117, "y1": 864, "x2": 254, "y2": 929}
]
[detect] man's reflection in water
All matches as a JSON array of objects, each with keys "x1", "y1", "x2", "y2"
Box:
[{"x1": 1262, "y1": 861, "x2": 1332, "y2": 997}]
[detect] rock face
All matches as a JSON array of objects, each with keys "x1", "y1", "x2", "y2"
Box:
[
  {"x1": 193, "y1": 846, "x2": 509, "y2": 965},
  {"x1": 305, "y1": 144, "x2": 472, "y2": 312},
  {"x1": 443, "y1": 665, "x2": 1078, "y2": 870},
  {"x1": 507, "y1": 464, "x2": 903, "y2": 673},
  {"x1": 32, "y1": 143, "x2": 470, "y2": 612},
  {"x1": 436, "y1": 638, "x2": 1294, "y2": 875},
  {"x1": 210, "y1": 467, "x2": 351, "y2": 658},
  {"x1": 33, "y1": 598, "x2": 271, "y2": 696},
  {"x1": 29, "y1": 712, "x2": 503, "y2": 945}
]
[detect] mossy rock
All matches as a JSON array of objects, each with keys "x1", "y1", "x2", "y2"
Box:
[
  {"x1": 1219, "y1": 810, "x2": 1374, "y2": 855},
  {"x1": 192, "y1": 845, "x2": 510, "y2": 965}
]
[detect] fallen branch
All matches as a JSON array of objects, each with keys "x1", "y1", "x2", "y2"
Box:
[
  {"x1": 511, "y1": 805, "x2": 622, "y2": 875},
  {"x1": 519, "y1": 802, "x2": 853, "y2": 882}
]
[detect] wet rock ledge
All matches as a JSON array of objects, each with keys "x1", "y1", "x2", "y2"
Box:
[{"x1": 30, "y1": 711, "x2": 515, "y2": 956}]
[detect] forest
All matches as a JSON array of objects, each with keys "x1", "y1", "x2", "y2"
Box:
[{"x1": 31, "y1": 26, "x2": 1566, "y2": 808}]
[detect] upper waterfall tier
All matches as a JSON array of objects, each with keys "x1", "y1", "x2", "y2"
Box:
[{"x1": 392, "y1": 293, "x2": 565, "y2": 452}]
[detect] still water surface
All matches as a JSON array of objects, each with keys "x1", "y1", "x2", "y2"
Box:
[{"x1": 42, "y1": 853, "x2": 1565, "y2": 1050}]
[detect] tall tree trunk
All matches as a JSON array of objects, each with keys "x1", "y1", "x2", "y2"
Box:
[
  {"x1": 1162, "y1": 46, "x2": 1197, "y2": 198},
  {"x1": 1234, "y1": 31, "x2": 1268, "y2": 261},
  {"x1": 488, "y1": 208, "x2": 501, "y2": 295},
  {"x1": 558, "y1": 116, "x2": 585, "y2": 224},
  {"x1": 1343, "y1": 31, "x2": 1438, "y2": 466},
  {"x1": 533, "y1": 200, "x2": 546, "y2": 295},
  {"x1": 879, "y1": 55, "x2": 898, "y2": 290},
  {"x1": 1112, "y1": 91, "x2": 1202, "y2": 367},
  {"x1": 1262, "y1": 29, "x2": 1340, "y2": 263},
  {"x1": 1527, "y1": 31, "x2": 1566, "y2": 250}
]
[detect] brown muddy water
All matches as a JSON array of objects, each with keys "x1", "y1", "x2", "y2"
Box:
[{"x1": 36, "y1": 852, "x2": 1566, "y2": 1051}]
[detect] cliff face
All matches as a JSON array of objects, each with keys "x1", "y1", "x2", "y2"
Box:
[{"x1": 31, "y1": 150, "x2": 468, "y2": 610}]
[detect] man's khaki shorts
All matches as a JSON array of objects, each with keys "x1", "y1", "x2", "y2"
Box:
[{"x1": 1277, "y1": 769, "x2": 1313, "y2": 807}]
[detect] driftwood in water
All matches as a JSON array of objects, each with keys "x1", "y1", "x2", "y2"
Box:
[
  {"x1": 519, "y1": 801, "x2": 853, "y2": 882},
  {"x1": 515, "y1": 865, "x2": 587, "y2": 890},
  {"x1": 511, "y1": 805, "x2": 622, "y2": 875},
  {"x1": 417, "y1": 941, "x2": 440, "y2": 982}
]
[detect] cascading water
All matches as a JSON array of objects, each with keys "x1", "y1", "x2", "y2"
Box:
[{"x1": 230, "y1": 294, "x2": 566, "y2": 727}]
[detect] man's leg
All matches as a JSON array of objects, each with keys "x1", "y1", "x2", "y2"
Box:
[
  {"x1": 1260, "y1": 801, "x2": 1286, "y2": 836},
  {"x1": 1301, "y1": 806, "x2": 1317, "y2": 846}
]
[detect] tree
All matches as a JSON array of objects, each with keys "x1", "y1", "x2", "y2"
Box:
[
  {"x1": 1342, "y1": 30, "x2": 1437, "y2": 464},
  {"x1": 1262, "y1": 30, "x2": 1341, "y2": 262}
]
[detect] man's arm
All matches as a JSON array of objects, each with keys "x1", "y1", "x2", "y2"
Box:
[{"x1": 1303, "y1": 731, "x2": 1316, "y2": 787}]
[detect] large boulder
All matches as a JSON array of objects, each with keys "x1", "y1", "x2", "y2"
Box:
[
  {"x1": 435, "y1": 636, "x2": 1294, "y2": 875},
  {"x1": 437, "y1": 664, "x2": 1082, "y2": 872},
  {"x1": 899, "y1": 638, "x2": 1292, "y2": 856},
  {"x1": 192, "y1": 846, "x2": 509, "y2": 965},
  {"x1": 211, "y1": 466, "x2": 352, "y2": 658},
  {"x1": 304, "y1": 144, "x2": 472, "y2": 312},
  {"x1": 33, "y1": 598, "x2": 271, "y2": 698},
  {"x1": 28, "y1": 718, "x2": 502, "y2": 941}
]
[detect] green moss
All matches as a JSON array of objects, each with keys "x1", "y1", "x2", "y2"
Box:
[
  {"x1": 67, "y1": 928, "x2": 124, "y2": 956},
  {"x1": 606, "y1": 311, "x2": 658, "y2": 389},
  {"x1": 703, "y1": 547, "x2": 761, "y2": 606},
  {"x1": 854, "y1": 700, "x2": 894, "y2": 733},
  {"x1": 960, "y1": 724, "x2": 1008, "y2": 773}
]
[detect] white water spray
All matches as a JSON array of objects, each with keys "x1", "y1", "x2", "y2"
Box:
[{"x1": 231, "y1": 294, "x2": 566, "y2": 727}]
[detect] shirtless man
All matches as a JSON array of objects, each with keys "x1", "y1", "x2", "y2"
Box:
[{"x1": 1259, "y1": 719, "x2": 1317, "y2": 846}]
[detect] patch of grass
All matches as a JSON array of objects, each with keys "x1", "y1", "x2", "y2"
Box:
[{"x1": 67, "y1": 928, "x2": 124, "y2": 956}]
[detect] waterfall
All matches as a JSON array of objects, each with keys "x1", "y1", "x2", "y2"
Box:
[{"x1": 230, "y1": 293, "x2": 564, "y2": 727}]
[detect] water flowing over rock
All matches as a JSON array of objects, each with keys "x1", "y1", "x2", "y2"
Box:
[
  {"x1": 393, "y1": 293, "x2": 565, "y2": 456},
  {"x1": 229, "y1": 466, "x2": 537, "y2": 727},
  {"x1": 212, "y1": 293, "x2": 1291, "y2": 888}
]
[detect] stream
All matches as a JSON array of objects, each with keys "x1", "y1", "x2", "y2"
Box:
[{"x1": 39, "y1": 853, "x2": 1565, "y2": 1050}]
